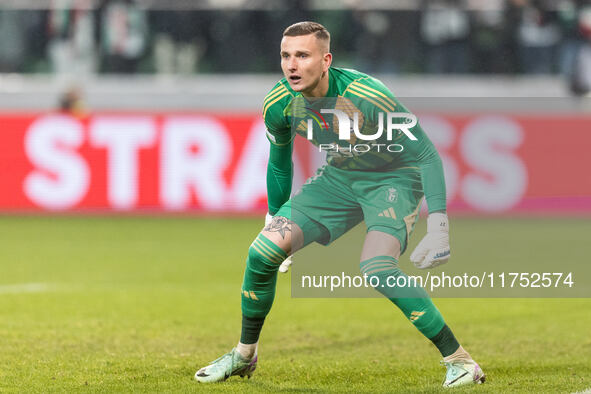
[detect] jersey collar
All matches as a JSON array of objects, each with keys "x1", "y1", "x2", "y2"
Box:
[{"x1": 325, "y1": 67, "x2": 337, "y2": 97}]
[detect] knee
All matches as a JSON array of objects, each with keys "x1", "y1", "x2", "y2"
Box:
[
  {"x1": 247, "y1": 242, "x2": 261, "y2": 262},
  {"x1": 359, "y1": 257, "x2": 404, "y2": 284},
  {"x1": 246, "y1": 235, "x2": 286, "y2": 273},
  {"x1": 360, "y1": 265, "x2": 403, "y2": 280},
  {"x1": 261, "y1": 215, "x2": 300, "y2": 255},
  {"x1": 359, "y1": 256, "x2": 399, "y2": 274}
]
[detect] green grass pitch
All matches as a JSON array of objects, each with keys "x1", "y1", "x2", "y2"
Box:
[{"x1": 0, "y1": 216, "x2": 589, "y2": 393}]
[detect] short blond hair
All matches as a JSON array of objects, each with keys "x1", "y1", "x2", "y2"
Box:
[{"x1": 283, "y1": 21, "x2": 330, "y2": 50}]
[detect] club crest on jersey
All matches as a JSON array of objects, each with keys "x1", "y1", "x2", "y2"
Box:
[{"x1": 387, "y1": 187, "x2": 398, "y2": 203}]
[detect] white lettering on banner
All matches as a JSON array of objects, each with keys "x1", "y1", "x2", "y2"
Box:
[
  {"x1": 230, "y1": 120, "x2": 307, "y2": 209},
  {"x1": 417, "y1": 115, "x2": 459, "y2": 203},
  {"x1": 90, "y1": 117, "x2": 156, "y2": 209},
  {"x1": 461, "y1": 116, "x2": 527, "y2": 212},
  {"x1": 160, "y1": 117, "x2": 231, "y2": 210},
  {"x1": 17, "y1": 113, "x2": 530, "y2": 213},
  {"x1": 230, "y1": 120, "x2": 269, "y2": 210},
  {"x1": 23, "y1": 115, "x2": 89, "y2": 209}
]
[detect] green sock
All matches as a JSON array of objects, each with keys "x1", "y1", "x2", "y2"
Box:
[
  {"x1": 360, "y1": 255, "x2": 445, "y2": 339},
  {"x1": 240, "y1": 234, "x2": 287, "y2": 342},
  {"x1": 240, "y1": 315, "x2": 265, "y2": 344},
  {"x1": 428, "y1": 324, "x2": 460, "y2": 357}
]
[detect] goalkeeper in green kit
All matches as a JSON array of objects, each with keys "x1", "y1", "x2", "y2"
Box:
[{"x1": 195, "y1": 21, "x2": 485, "y2": 388}]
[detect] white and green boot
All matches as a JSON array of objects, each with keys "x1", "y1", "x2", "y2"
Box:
[
  {"x1": 442, "y1": 359, "x2": 485, "y2": 388},
  {"x1": 195, "y1": 348, "x2": 257, "y2": 383}
]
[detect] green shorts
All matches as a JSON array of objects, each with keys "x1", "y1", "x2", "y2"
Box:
[{"x1": 275, "y1": 165, "x2": 424, "y2": 254}]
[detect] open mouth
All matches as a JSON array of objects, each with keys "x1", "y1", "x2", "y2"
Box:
[{"x1": 289, "y1": 75, "x2": 302, "y2": 83}]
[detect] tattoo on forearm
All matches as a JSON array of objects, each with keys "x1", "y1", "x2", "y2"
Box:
[{"x1": 264, "y1": 216, "x2": 293, "y2": 239}]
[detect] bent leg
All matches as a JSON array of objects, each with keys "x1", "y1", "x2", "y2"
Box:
[
  {"x1": 241, "y1": 216, "x2": 304, "y2": 324},
  {"x1": 240, "y1": 214, "x2": 328, "y2": 352},
  {"x1": 360, "y1": 230, "x2": 460, "y2": 356},
  {"x1": 241, "y1": 232, "x2": 288, "y2": 320},
  {"x1": 260, "y1": 215, "x2": 304, "y2": 255},
  {"x1": 240, "y1": 217, "x2": 300, "y2": 350}
]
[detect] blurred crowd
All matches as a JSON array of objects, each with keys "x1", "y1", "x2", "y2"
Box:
[{"x1": 0, "y1": 0, "x2": 590, "y2": 84}]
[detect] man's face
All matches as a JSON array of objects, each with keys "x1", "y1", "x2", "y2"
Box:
[{"x1": 280, "y1": 34, "x2": 330, "y2": 95}]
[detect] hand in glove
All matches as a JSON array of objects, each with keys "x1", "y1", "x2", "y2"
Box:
[{"x1": 410, "y1": 212, "x2": 450, "y2": 269}]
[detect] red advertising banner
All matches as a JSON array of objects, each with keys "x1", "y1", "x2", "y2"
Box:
[{"x1": 0, "y1": 112, "x2": 590, "y2": 214}]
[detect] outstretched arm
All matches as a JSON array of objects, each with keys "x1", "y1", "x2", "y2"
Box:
[
  {"x1": 410, "y1": 141, "x2": 451, "y2": 269},
  {"x1": 419, "y1": 148, "x2": 446, "y2": 214},
  {"x1": 266, "y1": 139, "x2": 294, "y2": 215},
  {"x1": 266, "y1": 139, "x2": 294, "y2": 273}
]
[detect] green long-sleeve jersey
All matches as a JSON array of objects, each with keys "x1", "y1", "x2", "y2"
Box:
[{"x1": 263, "y1": 67, "x2": 446, "y2": 215}]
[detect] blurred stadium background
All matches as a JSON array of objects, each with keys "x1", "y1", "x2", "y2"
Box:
[{"x1": 1, "y1": 0, "x2": 591, "y2": 392}]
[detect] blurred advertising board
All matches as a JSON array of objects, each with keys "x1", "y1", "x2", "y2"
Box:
[{"x1": 0, "y1": 112, "x2": 589, "y2": 214}]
